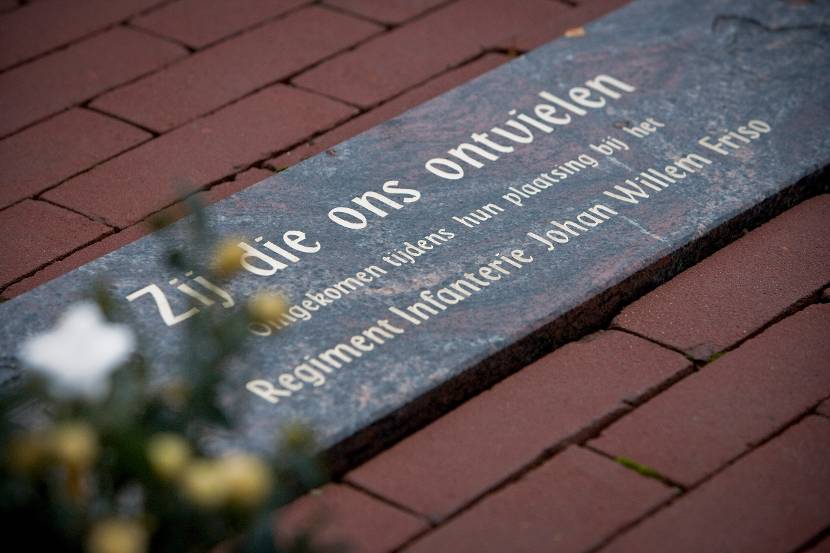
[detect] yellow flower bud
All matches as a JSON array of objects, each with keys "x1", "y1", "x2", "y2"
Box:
[
  {"x1": 180, "y1": 460, "x2": 227, "y2": 508},
  {"x1": 146, "y1": 433, "x2": 191, "y2": 480},
  {"x1": 8, "y1": 431, "x2": 48, "y2": 473},
  {"x1": 51, "y1": 421, "x2": 98, "y2": 469},
  {"x1": 211, "y1": 238, "x2": 244, "y2": 277},
  {"x1": 219, "y1": 454, "x2": 273, "y2": 509},
  {"x1": 87, "y1": 518, "x2": 147, "y2": 553},
  {"x1": 247, "y1": 292, "x2": 288, "y2": 323}
]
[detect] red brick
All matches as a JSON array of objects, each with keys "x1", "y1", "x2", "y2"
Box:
[
  {"x1": 0, "y1": 109, "x2": 150, "y2": 209},
  {"x1": 46, "y1": 85, "x2": 355, "y2": 228},
  {"x1": 271, "y1": 53, "x2": 509, "y2": 169},
  {"x1": 0, "y1": 224, "x2": 149, "y2": 300},
  {"x1": 0, "y1": 200, "x2": 110, "y2": 288},
  {"x1": 0, "y1": 27, "x2": 185, "y2": 138},
  {"x1": 613, "y1": 195, "x2": 830, "y2": 360},
  {"x1": 324, "y1": 0, "x2": 447, "y2": 24},
  {"x1": 131, "y1": 0, "x2": 309, "y2": 48},
  {"x1": 93, "y1": 7, "x2": 379, "y2": 132},
  {"x1": 600, "y1": 416, "x2": 830, "y2": 553},
  {"x1": 292, "y1": 0, "x2": 569, "y2": 108},
  {"x1": 276, "y1": 484, "x2": 428, "y2": 553},
  {"x1": 592, "y1": 304, "x2": 830, "y2": 486},
  {"x1": 404, "y1": 447, "x2": 674, "y2": 553},
  {"x1": 818, "y1": 399, "x2": 830, "y2": 418},
  {"x1": 496, "y1": 0, "x2": 633, "y2": 51},
  {"x1": 0, "y1": 0, "x2": 163, "y2": 70},
  {"x1": 346, "y1": 331, "x2": 690, "y2": 521}
]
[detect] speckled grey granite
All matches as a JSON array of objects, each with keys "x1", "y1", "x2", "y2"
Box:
[{"x1": 1, "y1": 0, "x2": 829, "y2": 467}]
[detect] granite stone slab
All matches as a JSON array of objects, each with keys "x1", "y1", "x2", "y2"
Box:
[{"x1": 1, "y1": 0, "x2": 829, "y2": 467}]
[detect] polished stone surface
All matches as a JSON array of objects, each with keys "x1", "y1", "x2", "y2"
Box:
[{"x1": 1, "y1": 0, "x2": 828, "y2": 464}]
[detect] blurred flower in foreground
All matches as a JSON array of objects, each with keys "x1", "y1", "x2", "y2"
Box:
[
  {"x1": 1, "y1": 203, "x2": 325, "y2": 553},
  {"x1": 18, "y1": 302, "x2": 135, "y2": 399},
  {"x1": 248, "y1": 292, "x2": 288, "y2": 323},
  {"x1": 179, "y1": 454, "x2": 273, "y2": 510},
  {"x1": 146, "y1": 433, "x2": 191, "y2": 480},
  {"x1": 219, "y1": 454, "x2": 273, "y2": 508},
  {"x1": 211, "y1": 237, "x2": 245, "y2": 277},
  {"x1": 51, "y1": 421, "x2": 99, "y2": 470},
  {"x1": 180, "y1": 459, "x2": 228, "y2": 508},
  {"x1": 87, "y1": 518, "x2": 147, "y2": 553}
]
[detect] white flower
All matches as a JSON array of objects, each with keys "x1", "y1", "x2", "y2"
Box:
[{"x1": 19, "y1": 301, "x2": 135, "y2": 399}]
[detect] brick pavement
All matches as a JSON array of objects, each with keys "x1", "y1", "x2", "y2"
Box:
[{"x1": 1, "y1": 1, "x2": 828, "y2": 552}]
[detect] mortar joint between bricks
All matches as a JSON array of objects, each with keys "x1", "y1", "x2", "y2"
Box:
[
  {"x1": 288, "y1": 82, "x2": 366, "y2": 111},
  {"x1": 313, "y1": 0, "x2": 395, "y2": 30},
  {"x1": 484, "y1": 46, "x2": 527, "y2": 58},
  {"x1": 579, "y1": 444, "x2": 685, "y2": 491},
  {"x1": 0, "y1": 26, "x2": 113, "y2": 77},
  {"x1": 201, "y1": 164, "x2": 274, "y2": 194},
  {"x1": 36, "y1": 197, "x2": 115, "y2": 229},
  {"x1": 790, "y1": 525, "x2": 830, "y2": 553},
  {"x1": 607, "y1": 326, "x2": 694, "y2": 360},
  {"x1": 250, "y1": 161, "x2": 277, "y2": 173},
  {"x1": 620, "y1": 362, "x2": 697, "y2": 409},
  {"x1": 693, "y1": 288, "x2": 827, "y2": 365},
  {"x1": 121, "y1": 21, "x2": 196, "y2": 53},
  {"x1": 581, "y1": 487, "x2": 682, "y2": 553},
  {"x1": 132, "y1": 0, "x2": 326, "y2": 55},
  {"x1": 0, "y1": 225, "x2": 119, "y2": 294},
  {"x1": 341, "y1": 480, "x2": 435, "y2": 526},
  {"x1": 704, "y1": 408, "x2": 818, "y2": 491},
  {"x1": 82, "y1": 101, "x2": 161, "y2": 138},
  {"x1": 318, "y1": 0, "x2": 459, "y2": 30}
]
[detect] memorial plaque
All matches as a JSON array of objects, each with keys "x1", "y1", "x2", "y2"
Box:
[{"x1": 1, "y1": 0, "x2": 828, "y2": 464}]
